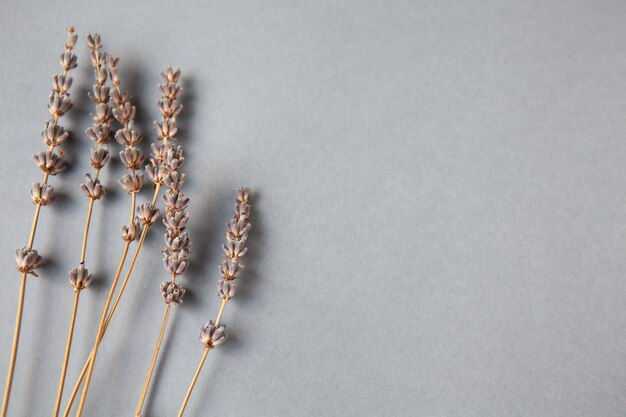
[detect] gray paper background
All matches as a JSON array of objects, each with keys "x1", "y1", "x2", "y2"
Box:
[{"x1": 1, "y1": 0, "x2": 625, "y2": 416}]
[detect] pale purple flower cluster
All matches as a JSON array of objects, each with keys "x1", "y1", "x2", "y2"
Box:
[
  {"x1": 199, "y1": 320, "x2": 227, "y2": 349},
  {"x1": 110, "y1": 54, "x2": 146, "y2": 244},
  {"x1": 81, "y1": 32, "x2": 112, "y2": 203},
  {"x1": 217, "y1": 188, "x2": 252, "y2": 302},
  {"x1": 18, "y1": 27, "x2": 78, "y2": 278}
]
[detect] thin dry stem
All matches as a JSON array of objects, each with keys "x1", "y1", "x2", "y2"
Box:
[
  {"x1": 52, "y1": 291, "x2": 80, "y2": 417},
  {"x1": 134, "y1": 305, "x2": 171, "y2": 416},
  {"x1": 177, "y1": 347, "x2": 210, "y2": 417},
  {"x1": 75, "y1": 229, "x2": 145, "y2": 417},
  {"x1": 2, "y1": 27, "x2": 77, "y2": 417}
]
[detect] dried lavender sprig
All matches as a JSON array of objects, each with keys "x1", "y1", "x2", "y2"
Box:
[
  {"x1": 1, "y1": 27, "x2": 78, "y2": 417},
  {"x1": 176, "y1": 188, "x2": 253, "y2": 417},
  {"x1": 52, "y1": 32, "x2": 111, "y2": 417},
  {"x1": 134, "y1": 104, "x2": 189, "y2": 417},
  {"x1": 73, "y1": 68, "x2": 184, "y2": 417},
  {"x1": 109, "y1": 54, "x2": 145, "y2": 231}
]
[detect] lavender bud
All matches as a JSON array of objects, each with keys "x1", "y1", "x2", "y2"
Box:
[
  {"x1": 30, "y1": 182, "x2": 55, "y2": 206},
  {"x1": 52, "y1": 74, "x2": 73, "y2": 95},
  {"x1": 236, "y1": 187, "x2": 250, "y2": 204},
  {"x1": 41, "y1": 121, "x2": 69, "y2": 147},
  {"x1": 65, "y1": 26, "x2": 78, "y2": 49},
  {"x1": 88, "y1": 85, "x2": 110, "y2": 104},
  {"x1": 119, "y1": 148, "x2": 145, "y2": 170},
  {"x1": 33, "y1": 150, "x2": 65, "y2": 175},
  {"x1": 163, "y1": 211, "x2": 189, "y2": 233},
  {"x1": 163, "y1": 171, "x2": 187, "y2": 191},
  {"x1": 68, "y1": 265, "x2": 93, "y2": 292},
  {"x1": 160, "y1": 67, "x2": 182, "y2": 83},
  {"x1": 219, "y1": 260, "x2": 244, "y2": 281},
  {"x1": 159, "y1": 83, "x2": 181, "y2": 101},
  {"x1": 48, "y1": 93, "x2": 73, "y2": 117},
  {"x1": 15, "y1": 247, "x2": 43, "y2": 276},
  {"x1": 199, "y1": 320, "x2": 227, "y2": 349},
  {"x1": 59, "y1": 52, "x2": 78, "y2": 71},
  {"x1": 154, "y1": 119, "x2": 178, "y2": 141},
  {"x1": 90, "y1": 148, "x2": 110, "y2": 169},
  {"x1": 164, "y1": 232, "x2": 190, "y2": 253},
  {"x1": 80, "y1": 174, "x2": 105, "y2": 200},
  {"x1": 85, "y1": 123, "x2": 112, "y2": 145},
  {"x1": 222, "y1": 240, "x2": 248, "y2": 260},
  {"x1": 113, "y1": 102, "x2": 136, "y2": 125},
  {"x1": 157, "y1": 99, "x2": 183, "y2": 118},
  {"x1": 163, "y1": 145, "x2": 184, "y2": 171},
  {"x1": 150, "y1": 143, "x2": 168, "y2": 162},
  {"x1": 110, "y1": 89, "x2": 130, "y2": 107},
  {"x1": 234, "y1": 203, "x2": 251, "y2": 221},
  {"x1": 163, "y1": 190, "x2": 189, "y2": 212},
  {"x1": 226, "y1": 218, "x2": 251, "y2": 241},
  {"x1": 217, "y1": 279, "x2": 236, "y2": 301},
  {"x1": 163, "y1": 252, "x2": 189, "y2": 277},
  {"x1": 85, "y1": 33, "x2": 101, "y2": 50},
  {"x1": 115, "y1": 128, "x2": 142, "y2": 147},
  {"x1": 118, "y1": 173, "x2": 145, "y2": 194},
  {"x1": 122, "y1": 217, "x2": 141, "y2": 242},
  {"x1": 145, "y1": 163, "x2": 167, "y2": 185},
  {"x1": 161, "y1": 280, "x2": 186, "y2": 306},
  {"x1": 137, "y1": 203, "x2": 159, "y2": 226},
  {"x1": 91, "y1": 103, "x2": 112, "y2": 125}
]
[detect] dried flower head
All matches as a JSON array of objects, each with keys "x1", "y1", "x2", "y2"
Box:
[
  {"x1": 15, "y1": 247, "x2": 43, "y2": 277},
  {"x1": 48, "y1": 92, "x2": 73, "y2": 117},
  {"x1": 163, "y1": 189, "x2": 190, "y2": 212},
  {"x1": 163, "y1": 252, "x2": 189, "y2": 277},
  {"x1": 161, "y1": 280, "x2": 186, "y2": 306},
  {"x1": 163, "y1": 145, "x2": 185, "y2": 171},
  {"x1": 85, "y1": 123, "x2": 112, "y2": 145},
  {"x1": 159, "y1": 82, "x2": 181, "y2": 101},
  {"x1": 226, "y1": 218, "x2": 252, "y2": 241},
  {"x1": 163, "y1": 171, "x2": 186, "y2": 191},
  {"x1": 164, "y1": 232, "x2": 190, "y2": 253},
  {"x1": 217, "y1": 279, "x2": 236, "y2": 301},
  {"x1": 234, "y1": 202, "x2": 251, "y2": 222},
  {"x1": 88, "y1": 85, "x2": 110, "y2": 104},
  {"x1": 157, "y1": 99, "x2": 183, "y2": 119},
  {"x1": 161, "y1": 67, "x2": 181, "y2": 84},
  {"x1": 119, "y1": 173, "x2": 145, "y2": 194},
  {"x1": 216, "y1": 188, "x2": 252, "y2": 301},
  {"x1": 122, "y1": 217, "x2": 141, "y2": 242},
  {"x1": 137, "y1": 203, "x2": 160, "y2": 226},
  {"x1": 199, "y1": 320, "x2": 227, "y2": 349},
  {"x1": 154, "y1": 119, "x2": 178, "y2": 141},
  {"x1": 218, "y1": 260, "x2": 244, "y2": 281},
  {"x1": 30, "y1": 183, "x2": 55, "y2": 206},
  {"x1": 41, "y1": 121, "x2": 69, "y2": 147},
  {"x1": 115, "y1": 128, "x2": 142, "y2": 147},
  {"x1": 90, "y1": 148, "x2": 110, "y2": 169},
  {"x1": 68, "y1": 265, "x2": 94, "y2": 292},
  {"x1": 52, "y1": 74, "x2": 73, "y2": 96},
  {"x1": 163, "y1": 210, "x2": 189, "y2": 233},
  {"x1": 119, "y1": 148, "x2": 145, "y2": 170},
  {"x1": 33, "y1": 150, "x2": 65, "y2": 175},
  {"x1": 237, "y1": 187, "x2": 250, "y2": 204},
  {"x1": 80, "y1": 173, "x2": 105, "y2": 200},
  {"x1": 222, "y1": 240, "x2": 248, "y2": 260},
  {"x1": 145, "y1": 163, "x2": 167, "y2": 185},
  {"x1": 112, "y1": 102, "x2": 136, "y2": 125}
]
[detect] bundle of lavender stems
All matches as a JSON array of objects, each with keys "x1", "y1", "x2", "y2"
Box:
[{"x1": 0, "y1": 27, "x2": 255, "y2": 417}]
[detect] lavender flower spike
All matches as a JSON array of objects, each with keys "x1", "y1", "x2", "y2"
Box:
[{"x1": 199, "y1": 320, "x2": 228, "y2": 349}]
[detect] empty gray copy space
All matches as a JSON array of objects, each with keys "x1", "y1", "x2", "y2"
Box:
[{"x1": 1, "y1": 0, "x2": 626, "y2": 416}]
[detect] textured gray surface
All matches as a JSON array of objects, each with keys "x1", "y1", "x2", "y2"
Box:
[{"x1": 1, "y1": 0, "x2": 626, "y2": 416}]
